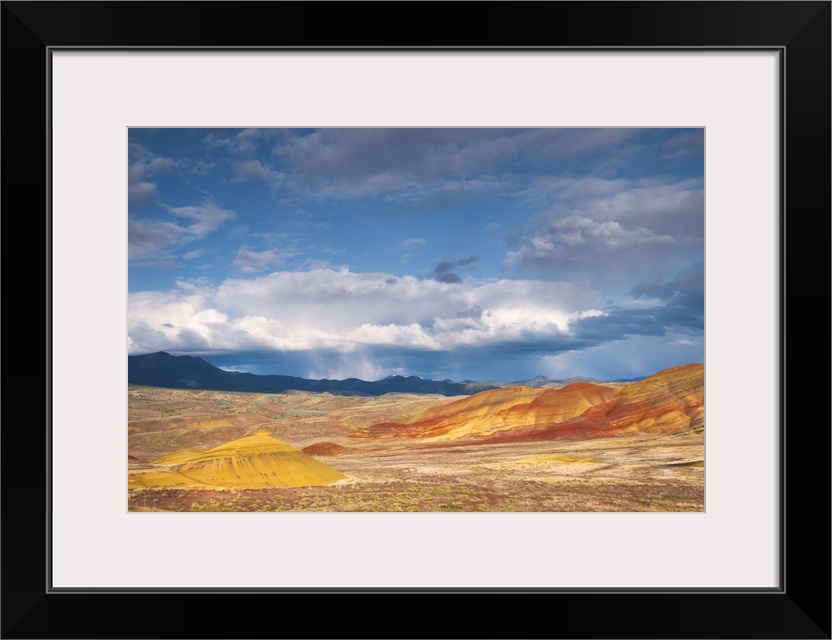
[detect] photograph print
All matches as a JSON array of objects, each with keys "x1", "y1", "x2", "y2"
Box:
[{"x1": 127, "y1": 127, "x2": 704, "y2": 513}]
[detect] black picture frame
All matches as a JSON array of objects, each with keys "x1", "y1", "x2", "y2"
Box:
[{"x1": 2, "y1": 2, "x2": 829, "y2": 638}]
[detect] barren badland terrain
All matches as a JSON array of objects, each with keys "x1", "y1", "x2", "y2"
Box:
[{"x1": 128, "y1": 363, "x2": 703, "y2": 512}]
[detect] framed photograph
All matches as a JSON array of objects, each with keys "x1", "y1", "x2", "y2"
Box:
[
  {"x1": 3, "y1": 2, "x2": 829, "y2": 638},
  {"x1": 124, "y1": 124, "x2": 707, "y2": 516}
]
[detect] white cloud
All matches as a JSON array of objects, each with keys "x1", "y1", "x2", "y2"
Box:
[
  {"x1": 232, "y1": 160, "x2": 285, "y2": 188},
  {"x1": 128, "y1": 218, "x2": 187, "y2": 259},
  {"x1": 402, "y1": 237, "x2": 426, "y2": 249},
  {"x1": 506, "y1": 215, "x2": 675, "y2": 264},
  {"x1": 169, "y1": 203, "x2": 236, "y2": 238},
  {"x1": 658, "y1": 131, "x2": 704, "y2": 160},
  {"x1": 183, "y1": 248, "x2": 210, "y2": 260},
  {"x1": 506, "y1": 178, "x2": 703, "y2": 282},
  {"x1": 670, "y1": 338, "x2": 698, "y2": 347},
  {"x1": 128, "y1": 268, "x2": 600, "y2": 356},
  {"x1": 128, "y1": 144, "x2": 182, "y2": 208},
  {"x1": 129, "y1": 204, "x2": 236, "y2": 262},
  {"x1": 192, "y1": 160, "x2": 216, "y2": 176},
  {"x1": 231, "y1": 245, "x2": 290, "y2": 273},
  {"x1": 529, "y1": 177, "x2": 705, "y2": 236},
  {"x1": 272, "y1": 128, "x2": 637, "y2": 187},
  {"x1": 128, "y1": 181, "x2": 158, "y2": 208},
  {"x1": 203, "y1": 128, "x2": 264, "y2": 155}
]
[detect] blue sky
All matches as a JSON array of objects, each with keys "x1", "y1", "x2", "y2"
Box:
[{"x1": 128, "y1": 128, "x2": 704, "y2": 381}]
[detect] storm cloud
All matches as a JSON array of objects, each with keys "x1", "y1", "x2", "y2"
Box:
[
  {"x1": 128, "y1": 127, "x2": 704, "y2": 380},
  {"x1": 429, "y1": 255, "x2": 481, "y2": 284}
]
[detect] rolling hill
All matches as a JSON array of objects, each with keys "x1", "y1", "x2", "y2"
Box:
[
  {"x1": 352, "y1": 363, "x2": 704, "y2": 443},
  {"x1": 129, "y1": 428, "x2": 346, "y2": 489}
]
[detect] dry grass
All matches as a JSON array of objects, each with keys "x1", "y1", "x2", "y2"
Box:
[{"x1": 128, "y1": 385, "x2": 704, "y2": 512}]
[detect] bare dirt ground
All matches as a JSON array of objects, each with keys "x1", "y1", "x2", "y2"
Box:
[{"x1": 128, "y1": 385, "x2": 704, "y2": 512}]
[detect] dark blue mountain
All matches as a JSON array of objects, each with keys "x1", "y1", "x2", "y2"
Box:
[{"x1": 128, "y1": 352, "x2": 499, "y2": 397}]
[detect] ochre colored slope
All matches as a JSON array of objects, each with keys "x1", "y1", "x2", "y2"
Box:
[
  {"x1": 353, "y1": 364, "x2": 703, "y2": 443},
  {"x1": 172, "y1": 429, "x2": 347, "y2": 488},
  {"x1": 128, "y1": 468, "x2": 197, "y2": 489},
  {"x1": 485, "y1": 363, "x2": 705, "y2": 442},
  {"x1": 130, "y1": 428, "x2": 346, "y2": 489},
  {"x1": 151, "y1": 448, "x2": 208, "y2": 465},
  {"x1": 353, "y1": 382, "x2": 618, "y2": 440},
  {"x1": 603, "y1": 363, "x2": 704, "y2": 434}
]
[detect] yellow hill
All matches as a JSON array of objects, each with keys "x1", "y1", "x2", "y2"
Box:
[
  {"x1": 170, "y1": 428, "x2": 346, "y2": 488},
  {"x1": 128, "y1": 468, "x2": 201, "y2": 489},
  {"x1": 151, "y1": 448, "x2": 207, "y2": 465},
  {"x1": 129, "y1": 428, "x2": 347, "y2": 489}
]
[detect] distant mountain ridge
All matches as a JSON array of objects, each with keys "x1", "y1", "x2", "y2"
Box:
[
  {"x1": 475, "y1": 374, "x2": 638, "y2": 388},
  {"x1": 128, "y1": 352, "x2": 501, "y2": 396}
]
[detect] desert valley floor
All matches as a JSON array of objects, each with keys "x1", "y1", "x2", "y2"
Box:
[{"x1": 128, "y1": 368, "x2": 704, "y2": 512}]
